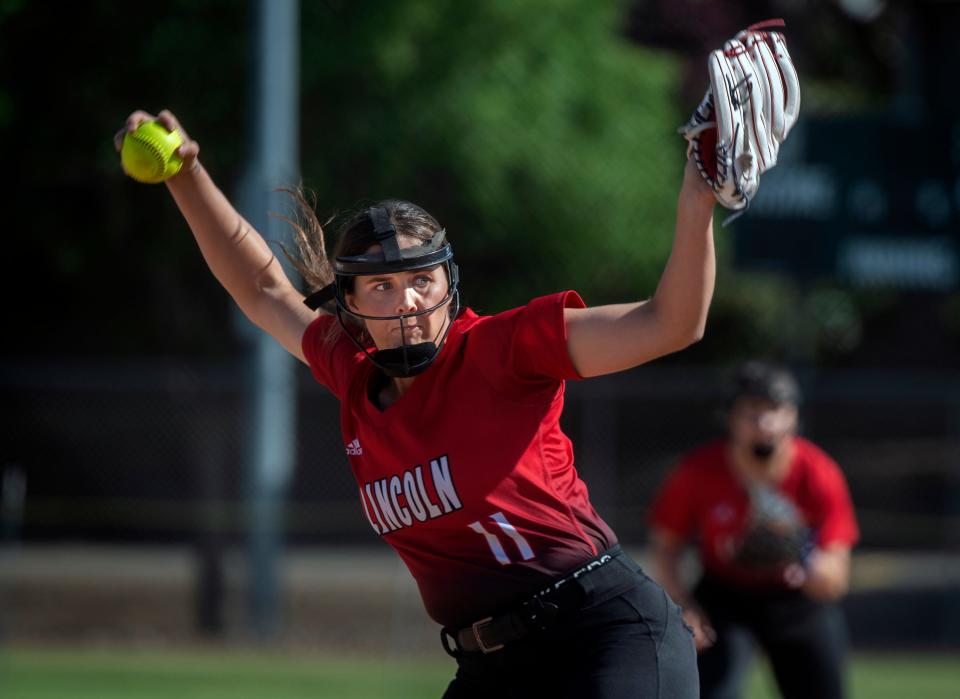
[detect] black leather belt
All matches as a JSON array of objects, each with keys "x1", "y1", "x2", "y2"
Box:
[{"x1": 441, "y1": 546, "x2": 622, "y2": 656}]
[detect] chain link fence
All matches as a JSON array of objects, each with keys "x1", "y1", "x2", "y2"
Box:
[
  {"x1": 4, "y1": 361, "x2": 957, "y2": 550},
  {"x1": 3, "y1": 360, "x2": 958, "y2": 650}
]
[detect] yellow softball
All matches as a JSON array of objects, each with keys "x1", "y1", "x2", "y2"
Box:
[{"x1": 121, "y1": 121, "x2": 184, "y2": 184}]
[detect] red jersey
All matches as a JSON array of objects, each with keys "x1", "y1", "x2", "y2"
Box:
[
  {"x1": 648, "y1": 438, "x2": 858, "y2": 588},
  {"x1": 302, "y1": 291, "x2": 616, "y2": 626}
]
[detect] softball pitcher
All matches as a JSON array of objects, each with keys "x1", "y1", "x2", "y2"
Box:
[
  {"x1": 117, "y1": 104, "x2": 706, "y2": 697},
  {"x1": 114, "y1": 20, "x2": 798, "y2": 697}
]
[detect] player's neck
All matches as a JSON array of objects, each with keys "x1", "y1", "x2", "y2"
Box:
[{"x1": 377, "y1": 376, "x2": 417, "y2": 410}]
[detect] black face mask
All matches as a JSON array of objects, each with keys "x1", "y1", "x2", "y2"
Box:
[
  {"x1": 752, "y1": 442, "x2": 776, "y2": 460},
  {"x1": 302, "y1": 210, "x2": 460, "y2": 379},
  {"x1": 372, "y1": 340, "x2": 441, "y2": 378},
  {"x1": 338, "y1": 288, "x2": 459, "y2": 378}
]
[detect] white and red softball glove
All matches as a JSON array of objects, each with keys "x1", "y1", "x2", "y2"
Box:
[{"x1": 679, "y1": 19, "x2": 801, "y2": 218}]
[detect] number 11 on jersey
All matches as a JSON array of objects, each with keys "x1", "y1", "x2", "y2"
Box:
[{"x1": 469, "y1": 512, "x2": 535, "y2": 565}]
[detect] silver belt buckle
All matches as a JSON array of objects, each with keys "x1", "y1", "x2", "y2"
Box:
[{"x1": 472, "y1": 616, "x2": 504, "y2": 654}]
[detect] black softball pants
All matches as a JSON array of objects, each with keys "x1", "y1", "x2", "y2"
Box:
[
  {"x1": 441, "y1": 551, "x2": 699, "y2": 699},
  {"x1": 694, "y1": 575, "x2": 849, "y2": 699}
]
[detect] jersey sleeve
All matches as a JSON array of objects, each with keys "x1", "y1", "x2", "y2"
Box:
[
  {"x1": 509, "y1": 290, "x2": 586, "y2": 381},
  {"x1": 647, "y1": 459, "x2": 700, "y2": 541},
  {"x1": 807, "y1": 448, "x2": 860, "y2": 549},
  {"x1": 300, "y1": 314, "x2": 365, "y2": 400}
]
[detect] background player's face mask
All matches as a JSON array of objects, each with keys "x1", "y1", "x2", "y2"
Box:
[
  {"x1": 751, "y1": 441, "x2": 777, "y2": 460},
  {"x1": 303, "y1": 208, "x2": 460, "y2": 378},
  {"x1": 730, "y1": 398, "x2": 797, "y2": 460}
]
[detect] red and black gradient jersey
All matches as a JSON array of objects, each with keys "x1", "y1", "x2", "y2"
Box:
[
  {"x1": 648, "y1": 438, "x2": 859, "y2": 589},
  {"x1": 302, "y1": 291, "x2": 616, "y2": 627}
]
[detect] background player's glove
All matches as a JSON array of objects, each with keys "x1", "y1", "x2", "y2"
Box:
[
  {"x1": 679, "y1": 19, "x2": 800, "y2": 218},
  {"x1": 733, "y1": 484, "x2": 812, "y2": 569}
]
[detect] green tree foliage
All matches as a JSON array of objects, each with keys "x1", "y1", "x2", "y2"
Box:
[
  {"x1": 4, "y1": 0, "x2": 688, "y2": 357},
  {"x1": 299, "y1": 0, "x2": 684, "y2": 310},
  {"x1": 11, "y1": 0, "x2": 875, "y2": 366}
]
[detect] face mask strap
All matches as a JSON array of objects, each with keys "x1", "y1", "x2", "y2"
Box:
[
  {"x1": 369, "y1": 207, "x2": 402, "y2": 263},
  {"x1": 303, "y1": 249, "x2": 456, "y2": 315}
]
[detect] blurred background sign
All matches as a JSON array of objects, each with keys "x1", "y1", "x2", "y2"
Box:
[{"x1": 735, "y1": 116, "x2": 960, "y2": 291}]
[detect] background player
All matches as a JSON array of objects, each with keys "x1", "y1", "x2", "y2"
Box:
[
  {"x1": 116, "y1": 105, "x2": 713, "y2": 698},
  {"x1": 648, "y1": 360, "x2": 859, "y2": 699}
]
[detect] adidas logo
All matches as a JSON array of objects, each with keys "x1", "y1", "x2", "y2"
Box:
[{"x1": 345, "y1": 438, "x2": 363, "y2": 456}]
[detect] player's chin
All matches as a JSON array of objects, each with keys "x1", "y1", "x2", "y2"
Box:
[{"x1": 390, "y1": 326, "x2": 425, "y2": 341}]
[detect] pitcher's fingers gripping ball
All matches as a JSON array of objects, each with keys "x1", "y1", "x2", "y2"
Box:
[
  {"x1": 678, "y1": 18, "x2": 801, "y2": 219},
  {"x1": 120, "y1": 120, "x2": 185, "y2": 183}
]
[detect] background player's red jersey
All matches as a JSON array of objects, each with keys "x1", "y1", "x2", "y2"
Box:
[
  {"x1": 649, "y1": 438, "x2": 859, "y2": 588},
  {"x1": 303, "y1": 291, "x2": 617, "y2": 627}
]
